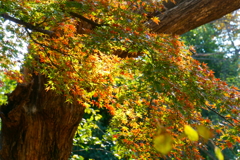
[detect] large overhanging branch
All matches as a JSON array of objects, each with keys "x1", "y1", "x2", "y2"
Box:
[
  {"x1": 2, "y1": 0, "x2": 240, "y2": 36},
  {"x1": 147, "y1": 0, "x2": 240, "y2": 35},
  {"x1": 1, "y1": 0, "x2": 240, "y2": 59}
]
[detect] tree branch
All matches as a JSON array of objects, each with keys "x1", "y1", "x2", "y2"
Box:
[
  {"x1": 25, "y1": 29, "x2": 68, "y2": 56},
  {"x1": 147, "y1": 0, "x2": 240, "y2": 35},
  {"x1": 193, "y1": 53, "x2": 225, "y2": 57},
  {"x1": 206, "y1": 106, "x2": 234, "y2": 126},
  {"x1": 69, "y1": 12, "x2": 104, "y2": 27},
  {"x1": 1, "y1": 13, "x2": 54, "y2": 36}
]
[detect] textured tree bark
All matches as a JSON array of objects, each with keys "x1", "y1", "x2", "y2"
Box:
[
  {"x1": 147, "y1": 0, "x2": 240, "y2": 35},
  {"x1": 0, "y1": 74, "x2": 85, "y2": 160}
]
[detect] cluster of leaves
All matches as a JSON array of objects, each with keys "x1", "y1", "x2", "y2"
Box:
[
  {"x1": 71, "y1": 104, "x2": 117, "y2": 159},
  {"x1": 0, "y1": 73, "x2": 16, "y2": 105},
  {"x1": 107, "y1": 37, "x2": 239, "y2": 159},
  {"x1": 0, "y1": 0, "x2": 239, "y2": 159}
]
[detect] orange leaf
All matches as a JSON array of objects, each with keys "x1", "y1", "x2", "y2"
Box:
[
  {"x1": 226, "y1": 141, "x2": 233, "y2": 148},
  {"x1": 151, "y1": 17, "x2": 160, "y2": 25}
]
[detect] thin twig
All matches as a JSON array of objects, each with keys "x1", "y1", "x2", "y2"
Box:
[
  {"x1": 25, "y1": 28, "x2": 69, "y2": 56},
  {"x1": 206, "y1": 106, "x2": 234, "y2": 126},
  {"x1": 73, "y1": 148, "x2": 113, "y2": 154},
  {"x1": 194, "y1": 90, "x2": 235, "y2": 127}
]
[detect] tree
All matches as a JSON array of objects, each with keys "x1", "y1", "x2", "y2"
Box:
[{"x1": 0, "y1": 0, "x2": 239, "y2": 159}]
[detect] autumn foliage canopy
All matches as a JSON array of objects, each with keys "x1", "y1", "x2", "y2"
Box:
[{"x1": 0, "y1": 0, "x2": 239, "y2": 159}]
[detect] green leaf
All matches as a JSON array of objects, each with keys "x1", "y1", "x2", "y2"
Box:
[
  {"x1": 184, "y1": 125, "x2": 199, "y2": 141},
  {"x1": 65, "y1": 1, "x2": 83, "y2": 9},
  {"x1": 214, "y1": 146, "x2": 224, "y2": 160}
]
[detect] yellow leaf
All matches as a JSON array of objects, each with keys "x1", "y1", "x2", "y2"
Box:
[
  {"x1": 184, "y1": 125, "x2": 199, "y2": 141},
  {"x1": 197, "y1": 125, "x2": 213, "y2": 140},
  {"x1": 151, "y1": 17, "x2": 160, "y2": 25},
  {"x1": 121, "y1": 126, "x2": 128, "y2": 132},
  {"x1": 215, "y1": 146, "x2": 224, "y2": 160},
  {"x1": 225, "y1": 114, "x2": 231, "y2": 118},
  {"x1": 45, "y1": 86, "x2": 50, "y2": 91},
  {"x1": 153, "y1": 133, "x2": 173, "y2": 155}
]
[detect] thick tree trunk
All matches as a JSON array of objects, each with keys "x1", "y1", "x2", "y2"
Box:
[{"x1": 0, "y1": 74, "x2": 85, "y2": 160}]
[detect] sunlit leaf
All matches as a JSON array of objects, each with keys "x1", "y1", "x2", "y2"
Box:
[
  {"x1": 214, "y1": 146, "x2": 224, "y2": 160},
  {"x1": 151, "y1": 17, "x2": 160, "y2": 25},
  {"x1": 153, "y1": 133, "x2": 173, "y2": 155},
  {"x1": 197, "y1": 125, "x2": 213, "y2": 140},
  {"x1": 184, "y1": 125, "x2": 199, "y2": 141}
]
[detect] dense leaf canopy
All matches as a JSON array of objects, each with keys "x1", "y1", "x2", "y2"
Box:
[{"x1": 0, "y1": 0, "x2": 239, "y2": 159}]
